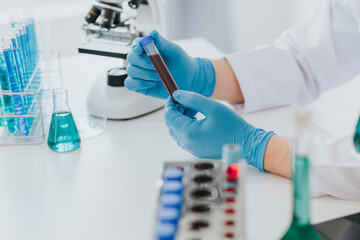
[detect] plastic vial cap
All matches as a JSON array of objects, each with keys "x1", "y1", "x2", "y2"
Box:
[
  {"x1": 161, "y1": 181, "x2": 183, "y2": 195},
  {"x1": 156, "y1": 223, "x2": 176, "y2": 240},
  {"x1": 163, "y1": 168, "x2": 183, "y2": 182},
  {"x1": 158, "y1": 207, "x2": 180, "y2": 225},
  {"x1": 222, "y1": 144, "x2": 241, "y2": 166},
  {"x1": 160, "y1": 194, "x2": 182, "y2": 211},
  {"x1": 139, "y1": 35, "x2": 155, "y2": 48}
]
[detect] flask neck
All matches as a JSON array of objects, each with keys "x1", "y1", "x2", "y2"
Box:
[
  {"x1": 52, "y1": 88, "x2": 70, "y2": 113},
  {"x1": 291, "y1": 126, "x2": 311, "y2": 226}
]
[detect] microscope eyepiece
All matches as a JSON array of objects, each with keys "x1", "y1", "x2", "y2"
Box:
[{"x1": 85, "y1": 6, "x2": 101, "y2": 24}]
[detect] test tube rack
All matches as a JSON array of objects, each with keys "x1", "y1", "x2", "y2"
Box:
[
  {"x1": 154, "y1": 160, "x2": 246, "y2": 240},
  {"x1": 0, "y1": 50, "x2": 62, "y2": 145}
]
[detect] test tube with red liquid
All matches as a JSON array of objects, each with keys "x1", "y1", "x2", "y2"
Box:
[{"x1": 139, "y1": 36, "x2": 179, "y2": 103}]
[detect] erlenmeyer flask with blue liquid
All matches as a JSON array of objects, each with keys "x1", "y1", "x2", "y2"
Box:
[{"x1": 47, "y1": 88, "x2": 81, "y2": 152}]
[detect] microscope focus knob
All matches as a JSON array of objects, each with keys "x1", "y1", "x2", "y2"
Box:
[{"x1": 107, "y1": 68, "x2": 127, "y2": 87}]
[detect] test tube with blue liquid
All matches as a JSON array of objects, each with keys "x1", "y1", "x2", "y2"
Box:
[
  {"x1": 24, "y1": 17, "x2": 39, "y2": 65},
  {"x1": 2, "y1": 36, "x2": 29, "y2": 136},
  {"x1": 14, "y1": 23, "x2": 32, "y2": 78},
  {"x1": 12, "y1": 27, "x2": 30, "y2": 84},
  {"x1": 0, "y1": 46, "x2": 16, "y2": 132}
]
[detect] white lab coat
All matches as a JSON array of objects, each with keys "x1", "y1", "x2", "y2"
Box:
[{"x1": 226, "y1": 0, "x2": 360, "y2": 200}]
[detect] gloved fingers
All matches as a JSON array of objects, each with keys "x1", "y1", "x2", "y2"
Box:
[
  {"x1": 150, "y1": 30, "x2": 181, "y2": 58},
  {"x1": 124, "y1": 77, "x2": 157, "y2": 91},
  {"x1": 130, "y1": 37, "x2": 144, "y2": 55},
  {"x1": 127, "y1": 65, "x2": 160, "y2": 81},
  {"x1": 165, "y1": 97, "x2": 195, "y2": 130},
  {"x1": 183, "y1": 107, "x2": 198, "y2": 119},
  {"x1": 172, "y1": 90, "x2": 217, "y2": 116},
  {"x1": 177, "y1": 142, "x2": 186, "y2": 150},
  {"x1": 127, "y1": 50, "x2": 154, "y2": 70}
]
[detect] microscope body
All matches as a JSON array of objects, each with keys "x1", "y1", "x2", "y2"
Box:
[{"x1": 79, "y1": 0, "x2": 165, "y2": 120}]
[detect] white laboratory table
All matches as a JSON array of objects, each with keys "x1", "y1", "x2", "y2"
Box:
[{"x1": 0, "y1": 38, "x2": 359, "y2": 240}]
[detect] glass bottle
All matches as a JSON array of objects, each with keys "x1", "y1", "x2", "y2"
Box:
[
  {"x1": 353, "y1": 116, "x2": 360, "y2": 153},
  {"x1": 47, "y1": 88, "x2": 81, "y2": 152},
  {"x1": 281, "y1": 110, "x2": 322, "y2": 240}
]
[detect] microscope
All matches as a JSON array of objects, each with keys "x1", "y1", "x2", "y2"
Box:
[{"x1": 78, "y1": 0, "x2": 165, "y2": 120}]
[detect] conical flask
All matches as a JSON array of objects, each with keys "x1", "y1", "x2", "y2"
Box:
[
  {"x1": 281, "y1": 110, "x2": 322, "y2": 240},
  {"x1": 47, "y1": 88, "x2": 81, "y2": 152}
]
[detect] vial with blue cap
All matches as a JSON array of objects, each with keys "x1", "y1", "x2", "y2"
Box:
[
  {"x1": 163, "y1": 168, "x2": 184, "y2": 182},
  {"x1": 161, "y1": 181, "x2": 183, "y2": 195},
  {"x1": 160, "y1": 194, "x2": 182, "y2": 212},
  {"x1": 139, "y1": 36, "x2": 179, "y2": 103},
  {"x1": 158, "y1": 207, "x2": 180, "y2": 226},
  {"x1": 156, "y1": 222, "x2": 176, "y2": 240}
]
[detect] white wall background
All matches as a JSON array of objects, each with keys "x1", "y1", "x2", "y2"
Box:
[{"x1": 0, "y1": 0, "x2": 323, "y2": 56}]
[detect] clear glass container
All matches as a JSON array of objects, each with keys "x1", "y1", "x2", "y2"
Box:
[
  {"x1": 47, "y1": 88, "x2": 81, "y2": 152},
  {"x1": 281, "y1": 110, "x2": 322, "y2": 240}
]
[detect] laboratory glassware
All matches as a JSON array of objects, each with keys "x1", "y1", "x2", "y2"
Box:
[
  {"x1": 281, "y1": 111, "x2": 322, "y2": 240},
  {"x1": 139, "y1": 36, "x2": 179, "y2": 103},
  {"x1": 2, "y1": 36, "x2": 29, "y2": 136},
  {"x1": 0, "y1": 47, "x2": 16, "y2": 131},
  {"x1": 47, "y1": 88, "x2": 81, "y2": 152},
  {"x1": 353, "y1": 116, "x2": 360, "y2": 153}
]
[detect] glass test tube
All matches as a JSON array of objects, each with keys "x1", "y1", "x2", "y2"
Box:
[
  {"x1": 139, "y1": 36, "x2": 179, "y2": 103},
  {"x1": 14, "y1": 24, "x2": 32, "y2": 77},
  {"x1": 2, "y1": 37, "x2": 29, "y2": 136},
  {"x1": 9, "y1": 34, "x2": 27, "y2": 92},
  {"x1": 0, "y1": 46, "x2": 16, "y2": 132},
  {"x1": 12, "y1": 27, "x2": 30, "y2": 84}
]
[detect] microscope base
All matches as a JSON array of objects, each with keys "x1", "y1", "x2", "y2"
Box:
[{"x1": 86, "y1": 73, "x2": 165, "y2": 120}]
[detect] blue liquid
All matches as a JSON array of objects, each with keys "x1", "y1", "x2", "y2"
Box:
[
  {"x1": 47, "y1": 111, "x2": 81, "y2": 152},
  {"x1": 0, "y1": 91, "x2": 5, "y2": 126},
  {"x1": 281, "y1": 156, "x2": 322, "y2": 240},
  {"x1": 27, "y1": 20, "x2": 39, "y2": 63},
  {"x1": 0, "y1": 53, "x2": 17, "y2": 132},
  {"x1": 354, "y1": 117, "x2": 360, "y2": 153},
  {"x1": 3, "y1": 49, "x2": 28, "y2": 136}
]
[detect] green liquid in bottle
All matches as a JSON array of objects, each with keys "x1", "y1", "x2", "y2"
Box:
[
  {"x1": 353, "y1": 117, "x2": 360, "y2": 153},
  {"x1": 47, "y1": 111, "x2": 81, "y2": 152},
  {"x1": 281, "y1": 156, "x2": 322, "y2": 240}
]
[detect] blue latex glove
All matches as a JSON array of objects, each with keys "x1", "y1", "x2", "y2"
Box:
[
  {"x1": 165, "y1": 90, "x2": 275, "y2": 171},
  {"x1": 125, "y1": 30, "x2": 216, "y2": 98}
]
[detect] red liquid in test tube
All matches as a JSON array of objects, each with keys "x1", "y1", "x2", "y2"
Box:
[{"x1": 140, "y1": 36, "x2": 179, "y2": 104}]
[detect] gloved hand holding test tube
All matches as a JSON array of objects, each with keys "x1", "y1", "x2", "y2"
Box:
[{"x1": 139, "y1": 36, "x2": 179, "y2": 104}]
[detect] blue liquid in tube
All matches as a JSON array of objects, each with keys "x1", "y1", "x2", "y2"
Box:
[
  {"x1": 3, "y1": 48, "x2": 28, "y2": 136},
  {"x1": 0, "y1": 52, "x2": 17, "y2": 132},
  {"x1": 47, "y1": 111, "x2": 81, "y2": 152},
  {"x1": 26, "y1": 18, "x2": 39, "y2": 63},
  {"x1": 10, "y1": 36, "x2": 27, "y2": 92}
]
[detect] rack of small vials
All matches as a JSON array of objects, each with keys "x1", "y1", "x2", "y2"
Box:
[
  {"x1": 0, "y1": 14, "x2": 62, "y2": 145},
  {"x1": 154, "y1": 158, "x2": 246, "y2": 240}
]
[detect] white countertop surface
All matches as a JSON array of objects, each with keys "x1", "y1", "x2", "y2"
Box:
[{"x1": 0, "y1": 38, "x2": 359, "y2": 240}]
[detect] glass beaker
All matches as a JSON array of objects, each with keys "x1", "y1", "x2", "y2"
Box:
[{"x1": 47, "y1": 88, "x2": 81, "y2": 152}]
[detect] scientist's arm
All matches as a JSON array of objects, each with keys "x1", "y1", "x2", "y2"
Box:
[
  {"x1": 224, "y1": 0, "x2": 360, "y2": 112},
  {"x1": 263, "y1": 136, "x2": 291, "y2": 178},
  {"x1": 210, "y1": 59, "x2": 244, "y2": 103}
]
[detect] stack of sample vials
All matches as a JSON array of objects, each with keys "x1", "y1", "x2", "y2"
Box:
[
  {"x1": 154, "y1": 144, "x2": 246, "y2": 240},
  {"x1": 0, "y1": 12, "x2": 40, "y2": 137}
]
